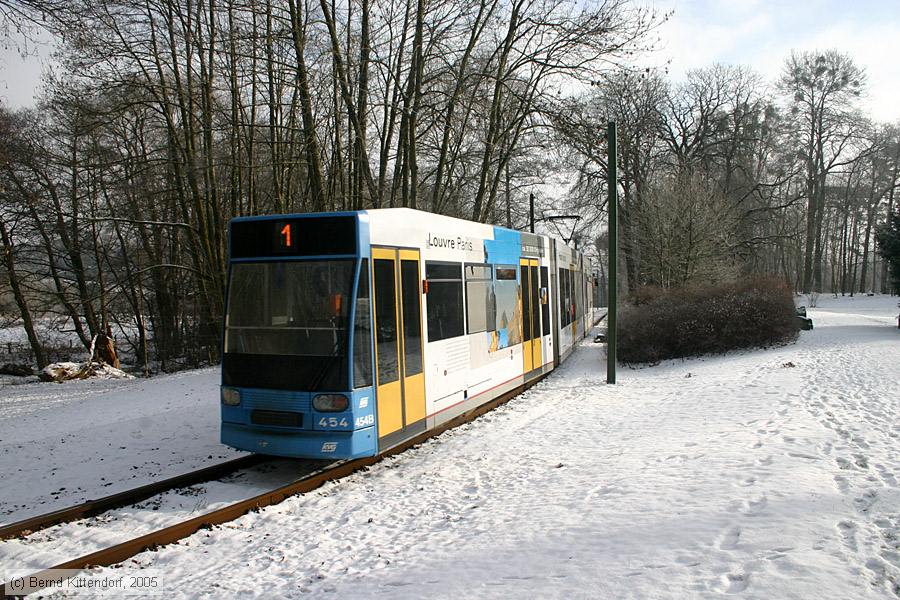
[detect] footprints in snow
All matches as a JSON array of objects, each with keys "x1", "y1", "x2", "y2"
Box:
[
  {"x1": 876, "y1": 464, "x2": 898, "y2": 488},
  {"x1": 838, "y1": 520, "x2": 858, "y2": 552},
  {"x1": 717, "y1": 526, "x2": 741, "y2": 550},
  {"x1": 854, "y1": 490, "x2": 878, "y2": 514},
  {"x1": 786, "y1": 451, "x2": 819, "y2": 461},
  {"x1": 718, "y1": 572, "x2": 749, "y2": 594},
  {"x1": 797, "y1": 344, "x2": 900, "y2": 594},
  {"x1": 834, "y1": 474, "x2": 850, "y2": 493},
  {"x1": 708, "y1": 367, "x2": 797, "y2": 595},
  {"x1": 711, "y1": 525, "x2": 754, "y2": 595},
  {"x1": 725, "y1": 494, "x2": 768, "y2": 517}
]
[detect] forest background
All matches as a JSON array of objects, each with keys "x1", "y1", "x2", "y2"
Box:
[{"x1": 0, "y1": 0, "x2": 897, "y2": 372}]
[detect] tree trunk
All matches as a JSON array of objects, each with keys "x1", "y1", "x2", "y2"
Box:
[
  {"x1": 288, "y1": 0, "x2": 327, "y2": 211},
  {"x1": 0, "y1": 219, "x2": 49, "y2": 368}
]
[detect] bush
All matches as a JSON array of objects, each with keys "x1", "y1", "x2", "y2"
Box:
[{"x1": 618, "y1": 277, "x2": 800, "y2": 364}]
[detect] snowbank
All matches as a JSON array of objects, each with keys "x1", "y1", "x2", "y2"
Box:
[{"x1": 39, "y1": 361, "x2": 134, "y2": 382}]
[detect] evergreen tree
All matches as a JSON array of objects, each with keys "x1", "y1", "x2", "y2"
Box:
[{"x1": 876, "y1": 208, "x2": 900, "y2": 291}]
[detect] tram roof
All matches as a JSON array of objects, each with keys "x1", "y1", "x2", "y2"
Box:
[{"x1": 229, "y1": 208, "x2": 585, "y2": 257}]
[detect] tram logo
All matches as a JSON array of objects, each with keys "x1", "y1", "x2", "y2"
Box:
[{"x1": 321, "y1": 442, "x2": 338, "y2": 453}]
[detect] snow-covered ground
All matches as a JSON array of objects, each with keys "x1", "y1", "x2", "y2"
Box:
[
  {"x1": 0, "y1": 368, "x2": 242, "y2": 524},
  {"x1": 0, "y1": 457, "x2": 324, "y2": 575},
  {"x1": 2, "y1": 295, "x2": 899, "y2": 598}
]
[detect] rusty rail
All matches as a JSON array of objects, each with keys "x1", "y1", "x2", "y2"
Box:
[{"x1": 0, "y1": 454, "x2": 265, "y2": 541}]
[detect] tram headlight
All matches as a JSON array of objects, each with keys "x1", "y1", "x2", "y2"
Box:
[
  {"x1": 221, "y1": 387, "x2": 241, "y2": 406},
  {"x1": 313, "y1": 394, "x2": 349, "y2": 412}
]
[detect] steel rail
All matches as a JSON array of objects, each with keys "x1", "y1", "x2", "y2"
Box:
[
  {"x1": 0, "y1": 454, "x2": 266, "y2": 541},
  {"x1": 1, "y1": 374, "x2": 547, "y2": 596}
]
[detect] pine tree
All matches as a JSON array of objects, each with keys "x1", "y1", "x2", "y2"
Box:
[{"x1": 876, "y1": 208, "x2": 900, "y2": 291}]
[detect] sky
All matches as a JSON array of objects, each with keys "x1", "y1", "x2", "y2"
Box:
[
  {"x1": 0, "y1": 24, "x2": 52, "y2": 108},
  {"x1": 1, "y1": 0, "x2": 899, "y2": 122},
  {"x1": 647, "y1": 0, "x2": 900, "y2": 122}
]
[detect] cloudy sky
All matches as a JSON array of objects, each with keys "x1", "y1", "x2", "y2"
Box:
[
  {"x1": 1, "y1": 0, "x2": 898, "y2": 122},
  {"x1": 649, "y1": 0, "x2": 900, "y2": 122}
]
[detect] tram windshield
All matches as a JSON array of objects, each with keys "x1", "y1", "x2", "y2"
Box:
[{"x1": 224, "y1": 260, "x2": 354, "y2": 390}]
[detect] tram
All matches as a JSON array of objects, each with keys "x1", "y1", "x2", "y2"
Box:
[{"x1": 221, "y1": 208, "x2": 593, "y2": 459}]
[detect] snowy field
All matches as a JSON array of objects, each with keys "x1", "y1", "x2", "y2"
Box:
[
  {"x1": 1, "y1": 295, "x2": 898, "y2": 598},
  {"x1": 0, "y1": 368, "x2": 242, "y2": 524}
]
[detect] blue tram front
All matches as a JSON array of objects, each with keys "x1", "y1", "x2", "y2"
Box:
[{"x1": 221, "y1": 213, "x2": 378, "y2": 458}]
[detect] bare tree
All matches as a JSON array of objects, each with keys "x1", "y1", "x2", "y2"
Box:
[{"x1": 779, "y1": 50, "x2": 867, "y2": 293}]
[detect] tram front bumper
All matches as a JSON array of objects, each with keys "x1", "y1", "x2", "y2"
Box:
[{"x1": 222, "y1": 423, "x2": 377, "y2": 459}]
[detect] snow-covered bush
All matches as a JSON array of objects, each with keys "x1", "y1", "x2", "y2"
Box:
[{"x1": 618, "y1": 278, "x2": 800, "y2": 363}]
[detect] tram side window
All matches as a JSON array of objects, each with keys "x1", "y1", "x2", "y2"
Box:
[
  {"x1": 400, "y1": 259, "x2": 424, "y2": 376},
  {"x1": 529, "y1": 265, "x2": 540, "y2": 340},
  {"x1": 569, "y1": 268, "x2": 576, "y2": 322},
  {"x1": 493, "y1": 266, "x2": 520, "y2": 348},
  {"x1": 575, "y1": 270, "x2": 583, "y2": 320},
  {"x1": 558, "y1": 267, "x2": 570, "y2": 327},
  {"x1": 540, "y1": 266, "x2": 550, "y2": 336},
  {"x1": 465, "y1": 264, "x2": 495, "y2": 334},
  {"x1": 353, "y1": 259, "x2": 373, "y2": 388},
  {"x1": 374, "y1": 259, "x2": 399, "y2": 384},
  {"x1": 583, "y1": 273, "x2": 589, "y2": 316},
  {"x1": 574, "y1": 269, "x2": 580, "y2": 319},
  {"x1": 426, "y1": 262, "x2": 464, "y2": 342},
  {"x1": 579, "y1": 272, "x2": 584, "y2": 319},
  {"x1": 557, "y1": 268, "x2": 564, "y2": 326}
]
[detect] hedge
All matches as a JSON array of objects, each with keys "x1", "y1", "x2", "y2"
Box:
[{"x1": 618, "y1": 277, "x2": 800, "y2": 364}]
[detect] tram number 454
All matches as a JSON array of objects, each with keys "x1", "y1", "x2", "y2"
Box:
[
  {"x1": 318, "y1": 414, "x2": 374, "y2": 429},
  {"x1": 318, "y1": 417, "x2": 348, "y2": 428}
]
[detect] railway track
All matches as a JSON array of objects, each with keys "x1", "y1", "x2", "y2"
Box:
[
  {"x1": 1, "y1": 373, "x2": 546, "y2": 596},
  {"x1": 0, "y1": 454, "x2": 266, "y2": 541}
]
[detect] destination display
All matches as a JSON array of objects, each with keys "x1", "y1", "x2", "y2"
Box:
[{"x1": 230, "y1": 216, "x2": 357, "y2": 258}]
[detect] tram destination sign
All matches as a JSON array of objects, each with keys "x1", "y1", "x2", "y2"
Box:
[
  {"x1": 230, "y1": 216, "x2": 357, "y2": 258},
  {"x1": 520, "y1": 232, "x2": 544, "y2": 257}
]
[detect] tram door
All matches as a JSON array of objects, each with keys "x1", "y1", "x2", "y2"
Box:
[
  {"x1": 519, "y1": 258, "x2": 542, "y2": 373},
  {"x1": 371, "y1": 248, "x2": 426, "y2": 442}
]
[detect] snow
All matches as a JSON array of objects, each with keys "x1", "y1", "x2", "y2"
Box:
[
  {"x1": 0, "y1": 318, "x2": 82, "y2": 347},
  {"x1": 0, "y1": 457, "x2": 323, "y2": 576},
  {"x1": 39, "y1": 361, "x2": 134, "y2": 382},
  {"x1": 0, "y1": 368, "x2": 242, "y2": 525},
  {"x1": 1, "y1": 295, "x2": 899, "y2": 598},
  {"x1": 0, "y1": 316, "x2": 146, "y2": 368}
]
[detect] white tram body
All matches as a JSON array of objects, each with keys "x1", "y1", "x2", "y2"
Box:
[{"x1": 221, "y1": 208, "x2": 593, "y2": 458}]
